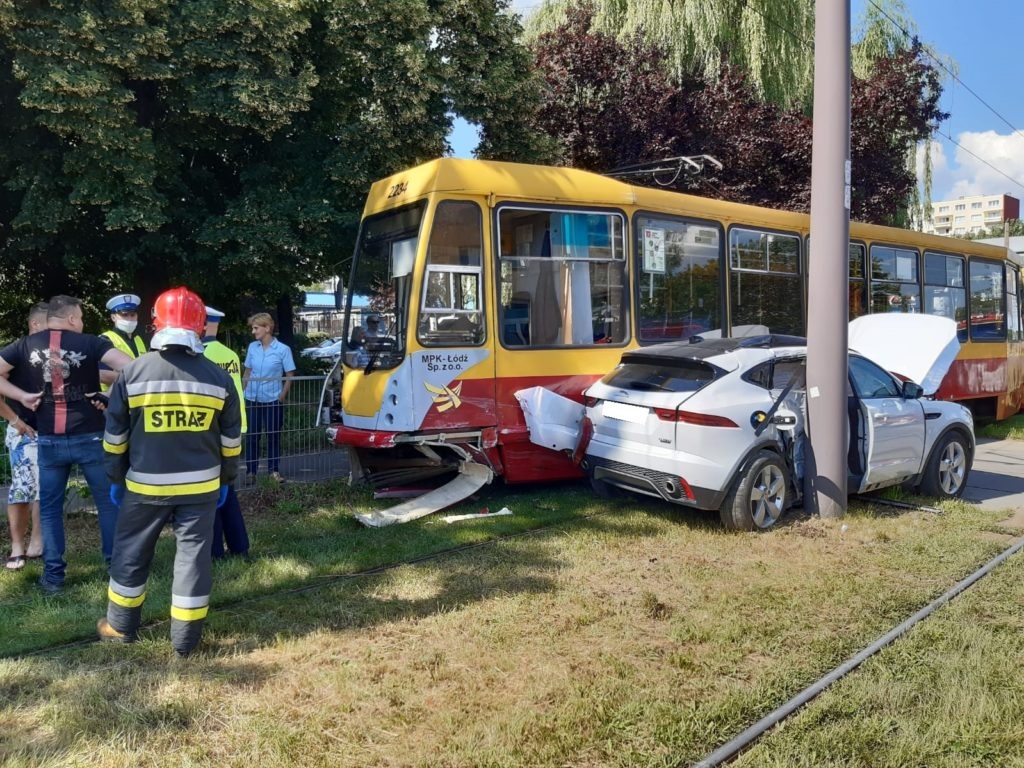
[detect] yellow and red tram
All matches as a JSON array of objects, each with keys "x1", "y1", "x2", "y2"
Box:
[{"x1": 331, "y1": 159, "x2": 1024, "y2": 489}]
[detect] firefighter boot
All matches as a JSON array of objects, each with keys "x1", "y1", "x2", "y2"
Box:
[{"x1": 97, "y1": 617, "x2": 136, "y2": 644}]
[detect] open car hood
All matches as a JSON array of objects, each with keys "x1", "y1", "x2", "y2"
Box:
[{"x1": 848, "y1": 314, "x2": 959, "y2": 396}]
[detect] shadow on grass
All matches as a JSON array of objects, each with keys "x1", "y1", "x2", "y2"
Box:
[
  {"x1": 0, "y1": 486, "x2": 709, "y2": 760},
  {"x1": 0, "y1": 478, "x2": 712, "y2": 659}
]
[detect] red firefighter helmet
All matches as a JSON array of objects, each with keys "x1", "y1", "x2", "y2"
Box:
[{"x1": 150, "y1": 287, "x2": 206, "y2": 352}]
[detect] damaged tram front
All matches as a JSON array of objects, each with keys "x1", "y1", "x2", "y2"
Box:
[{"x1": 328, "y1": 159, "x2": 631, "y2": 524}]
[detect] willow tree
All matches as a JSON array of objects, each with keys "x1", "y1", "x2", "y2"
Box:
[
  {"x1": 523, "y1": 0, "x2": 815, "y2": 107},
  {"x1": 530, "y1": 4, "x2": 946, "y2": 226}
]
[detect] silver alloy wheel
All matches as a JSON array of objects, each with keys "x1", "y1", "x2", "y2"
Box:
[
  {"x1": 938, "y1": 439, "x2": 968, "y2": 495},
  {"x1": 750, "y1": 464, "x2": 786, "y2": 528}
]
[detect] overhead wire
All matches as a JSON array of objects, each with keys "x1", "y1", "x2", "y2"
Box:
[
  {"x1": 865, "y1": 0, "x2": 1024, "y2": 143},
  {"x1": 863, "y1": 0, "x2": 1024, "y2": 196},
  {"x1": 517, "y1": 0, "x2": 1024, "y2": 197}
]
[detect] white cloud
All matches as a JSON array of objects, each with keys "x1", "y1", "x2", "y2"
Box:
[{"x1": 943, "y1": 130, "x2": 1024, "y2": 200}]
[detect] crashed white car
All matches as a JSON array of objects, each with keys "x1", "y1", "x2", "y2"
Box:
[{"x1": 572, "y1": 315, "x2": 974, "y2": 531}]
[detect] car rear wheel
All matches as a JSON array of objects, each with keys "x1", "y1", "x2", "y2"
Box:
[
  {"x1": 720, "y1": 450, "x2": 789, "y2": 531},
  {"x1": 919, "y1": 431, "x2": 970, "y2": 499}
]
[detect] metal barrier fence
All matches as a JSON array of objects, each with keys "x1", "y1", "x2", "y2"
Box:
[{"x1": 0, "y1": 374, "x2": 348, "y2": 514}]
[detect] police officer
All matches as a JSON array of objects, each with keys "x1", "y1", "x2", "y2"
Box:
[
  {"x1": 97, "y1": 287, "x2": 242, "y2": 657},
  {"x1": 101, "y1": 293, "x2": 147, "y2": 391},
  {"x1": 203, "y1": 306, "x2": 250, "y2": 559}
]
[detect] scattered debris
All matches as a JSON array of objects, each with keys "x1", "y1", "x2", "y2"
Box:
[{"x1": 441, "y1": 507, "x2": 513, "y2": 524}]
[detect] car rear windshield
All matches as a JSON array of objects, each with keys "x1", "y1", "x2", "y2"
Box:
[{"x1": 600, "y1": 359, "x2": 719, "y2": 393}]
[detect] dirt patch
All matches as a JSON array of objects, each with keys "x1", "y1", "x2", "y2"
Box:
[{"x1": 996, "y1": 508, "x2": 1024, "y2": 531}]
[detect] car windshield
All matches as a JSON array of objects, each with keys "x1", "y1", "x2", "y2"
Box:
[{"x1": 601, "y1": 359, "x2": 718, "y2": 393}]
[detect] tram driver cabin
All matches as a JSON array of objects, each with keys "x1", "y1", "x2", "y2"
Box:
[{"x1": 333, "y1": 159, "x2": 1024, "y2": 494}]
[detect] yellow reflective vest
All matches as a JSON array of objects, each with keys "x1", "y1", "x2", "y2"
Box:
[
  {"x1": 203, "y1": 339, "x2": 247, "y2": 433},
  {"x1": 100, "y1": 330, "x2": 148, "y2": 391}
]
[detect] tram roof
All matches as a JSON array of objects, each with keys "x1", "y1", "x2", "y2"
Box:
[{"x1": 366, "y1": 158, "x2": 1014, "y2": 261}]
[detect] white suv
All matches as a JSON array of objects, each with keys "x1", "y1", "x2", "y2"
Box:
[{"x1": 575, "y1": 315, "x2": 974, "y2": 531}]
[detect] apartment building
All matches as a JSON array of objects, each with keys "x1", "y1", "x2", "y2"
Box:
[{"x1": 923, "y1": 193, "x2": 1020, "y2": 237}]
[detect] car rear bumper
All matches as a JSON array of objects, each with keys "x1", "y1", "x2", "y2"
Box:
[{"x1": 583, "y1": 454, "x2": 726, "y2": 510}]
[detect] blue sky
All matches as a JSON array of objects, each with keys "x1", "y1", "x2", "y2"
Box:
[{"x1": 451, "y1": 0, "x2": 1024, "y2": 203}]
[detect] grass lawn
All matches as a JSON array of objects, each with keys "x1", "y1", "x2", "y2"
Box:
[
  {"x1": 1, "y1": 481, "x2": 1022, "y2": 766},
  {"x1": 979, "y1": 414, "x2": 1024, "y2": 441}
]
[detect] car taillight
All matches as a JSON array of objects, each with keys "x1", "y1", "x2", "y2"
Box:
[
  {"x1": 583, "y1": 395, "x2": 600, "y2": 408},
  {"x1": 572, "y1": 416, "x2": 594, "y2": 466},
  {"x1": 654, "y1": 408, "x2": 738, "y2": 428}
]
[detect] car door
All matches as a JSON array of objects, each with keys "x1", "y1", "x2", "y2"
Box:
[{"x1": 850, "y1": 355, "x2": 926, "y2": 490}]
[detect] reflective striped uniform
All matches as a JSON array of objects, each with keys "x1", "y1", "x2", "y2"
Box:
[{"x1": 102, "y1": 348, "x2": 241, "y2": 655}]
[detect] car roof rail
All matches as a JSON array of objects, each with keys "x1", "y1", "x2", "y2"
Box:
[{"x1": 736, "y1": 334, "x2": 807, "y2": 349}]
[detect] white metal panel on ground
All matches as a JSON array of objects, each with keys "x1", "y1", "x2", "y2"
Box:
[{"x1": 354, "y1": 461, "x2": 494, "y2": 527}]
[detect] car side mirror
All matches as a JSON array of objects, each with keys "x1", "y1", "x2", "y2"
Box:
[{"x1": 901, "y1": 381, "x2": 924, "y2": 400}]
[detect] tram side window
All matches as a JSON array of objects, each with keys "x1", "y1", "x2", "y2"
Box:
[
  {"x1": 923, "y1": 252, "x2": 967, "y2": 342},
  {"x1": 417, "y1": 201, "x2": 485, "y2": 346},
  {"x1": 729, "y1": 228, "x2": 803, "y2": 336},
  {"x1": 635, "y1": 215, "x2": 721, "y2": 342},
  {"x1": 496, "y1": 207, "x2": 627, "y2": 348},
  {"x1": 870, "y1": 245, "x2": 920, "y2": 313},
  {"x1": 969, "y1": 258, "x2": 1005, "y2": 341},
  {"x1": 1006, "y1": 263, "x2": 1021, "y2": 342}
]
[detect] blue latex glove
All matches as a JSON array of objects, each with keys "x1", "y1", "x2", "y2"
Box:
[
  {"x1": 110, "y1": 484, "x2": 124, "y2": 509},
  {"x1": 217, "y1": 485, "x2": 229, "y2": 509}
]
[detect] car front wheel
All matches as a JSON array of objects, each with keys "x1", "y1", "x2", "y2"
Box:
[
  {"x1": 720, "y1": 450, "x2": 789, "y2": 531},
  {"x1": 919, "y1": 431, "x2": 971, "y2": 499}
]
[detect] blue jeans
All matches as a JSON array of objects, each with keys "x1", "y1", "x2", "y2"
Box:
[
  {"x1": 246, "y1": 400, "x2": 284, "y2": 474},
  {"x1": 37, "y1": 431, "x2": 119, "y2": 586}
]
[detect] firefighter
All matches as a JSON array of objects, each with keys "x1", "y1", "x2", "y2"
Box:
[
  {"x1": 97, "y1": 287, "x2": 242, "y2": 657},
  {"x1": 203, "y1": 306, "x2": 250, "y2": 558},
  {"x1": 100, "y1": 293, "x2": 147, "y2": 391}
]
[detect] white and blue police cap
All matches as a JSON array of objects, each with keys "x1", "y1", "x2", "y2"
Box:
[
  {"x1": 205, "y1": 305, "x2": 225, "y2": 323},
  {"x1": 106, "y1": 293, "x2": 141, "y2": 313}
]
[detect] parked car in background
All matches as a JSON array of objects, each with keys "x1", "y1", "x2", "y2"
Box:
[
  {"x1": 576, "y1": 315, "x2": 974, "y2": 531},
  {"x1": 301, "y1": 337, "x2": 343, "y2": 360}
]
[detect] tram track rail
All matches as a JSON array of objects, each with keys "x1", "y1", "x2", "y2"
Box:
[{"x1": 691, "y1": 530, "x2": 1024, "y2": 767}]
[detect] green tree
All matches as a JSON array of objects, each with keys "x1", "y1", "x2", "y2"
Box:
[
  {"x1": 524, "y1": 0, "x2": 814, "y2": 107},
  {"x1": 965, "y1": 220, "x2": 1024, "y2": 240},
  {"x1": 525, "y1": 0, "x2": 950, "y2": 220},
  {"x1": 0, "y1": 0, "x2": 548, "y2": 338},
  {"x1": 530, "y1": 5, "x2": 946, "y2": 226}
]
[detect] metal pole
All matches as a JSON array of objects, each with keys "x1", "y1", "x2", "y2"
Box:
[{"x1": 804, "y1": 0, "x2": 851, "y2": 519}]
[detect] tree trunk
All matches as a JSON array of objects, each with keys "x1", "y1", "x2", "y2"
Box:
[{"x1": 276, "y1": 293, "x2": 295, "y2": 347}]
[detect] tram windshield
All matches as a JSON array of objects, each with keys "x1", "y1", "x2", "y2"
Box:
[{"x1": 346, "y1": 203, "x2": 425, "y2": 369}]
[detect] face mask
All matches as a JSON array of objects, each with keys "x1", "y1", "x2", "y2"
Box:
[{"x1": 115, "y1": 318, "x2": 138, "y2": 335}]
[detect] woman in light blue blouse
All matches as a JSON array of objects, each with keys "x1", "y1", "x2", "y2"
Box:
[{"x1": 241, "y1": 312, "x2": 296, "y2": 482}]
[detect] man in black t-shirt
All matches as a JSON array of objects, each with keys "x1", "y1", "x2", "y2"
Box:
[{"x1": 0, "y1": 295, "x2": 132, "y2": 593}]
